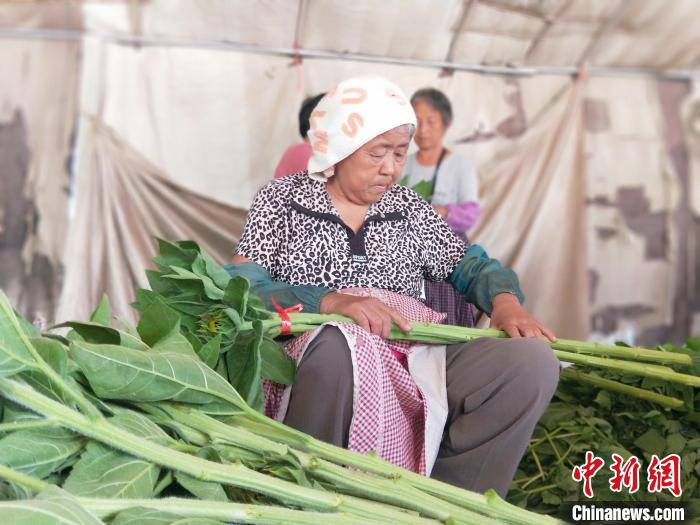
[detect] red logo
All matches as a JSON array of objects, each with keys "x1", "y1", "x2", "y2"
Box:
[
  {"x1": 572, "y1": 451, "x2": 606, "y2": 498},
  {"x1": 572, "y1": 453, "x2": 682, "y2": 498},
  {"x1": 609, "y1": 453, "x2": 641, "y2": 494},
  {"x1": 647, "y1": 454, "x2": 682, "y2": 497}
]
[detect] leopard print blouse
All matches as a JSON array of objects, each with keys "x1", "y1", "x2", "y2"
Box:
[{"x1": 236, "y1": 172, "x2": 466, "y2": 299}]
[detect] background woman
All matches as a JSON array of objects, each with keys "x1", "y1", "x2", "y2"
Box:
[{"x1": 400, "y1": 88, "x2": 480, "y2": 239}]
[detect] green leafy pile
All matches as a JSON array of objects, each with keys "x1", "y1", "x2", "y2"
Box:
[
  {"x1": 0, "y1": 288, "x2": 562, "y2": 525},
  {"x1": 507, "y1": 339, "x2": 700, "y2": 515},
  {"x1": 132, "y1": 239, "x2": 296, "y2": 412}
]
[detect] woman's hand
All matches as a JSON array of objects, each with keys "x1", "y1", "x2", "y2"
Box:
[
  {"x1": 432, "y1": 204, "x2": 448, "y2": 219},
  {"x1": 320, "y1": 293, "x2": 412, "y2": 339},
  {"x1": 490, "y1": 293, "x2": 557, "y2": 341}
]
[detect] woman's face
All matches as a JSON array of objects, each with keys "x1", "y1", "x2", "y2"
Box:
[
  {"x1": 413, "y1": 99, "x2": 447, "y2": 151},
  {"x1": 330, "y1": 125, "x2": 411, "y2": 206}
]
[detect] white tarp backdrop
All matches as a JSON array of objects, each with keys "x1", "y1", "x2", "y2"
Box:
[{"x1": 0, "y1": 0, "x2": 698, "y2": 344}]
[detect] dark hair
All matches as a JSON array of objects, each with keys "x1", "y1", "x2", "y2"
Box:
[
  {"x1": 298, "y1": 93, "x2": 326, "y2": 139},
  {"x1": 410, "y1": 88, "x2": 453, "y2": 128}
]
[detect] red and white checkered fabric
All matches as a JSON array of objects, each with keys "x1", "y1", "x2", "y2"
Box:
[{"x1": 263, "y1": 288, "x2": 446, "y2": 474}]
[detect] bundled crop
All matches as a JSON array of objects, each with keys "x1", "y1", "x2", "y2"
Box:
[
  {"x1": 139, "y1": 239, "x2": 698, "y2": 409},
  {"x1": 0, "y1": 290, "x2": 560, "y2": 524},
  {"x1": 0, "y1": 238, "x2": 697, "y2": 524}
]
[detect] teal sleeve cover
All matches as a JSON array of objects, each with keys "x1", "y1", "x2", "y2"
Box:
[
  {"x1": 447, "y1": 244, "x2": 525, "y2": 315},
  {"x1": 223, "y1": 262, "x2": 332, "y2": 313}
]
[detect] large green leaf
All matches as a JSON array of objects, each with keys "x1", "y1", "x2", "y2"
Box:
[
  {"x1": 111, "y1": 507, "x2": 224, "y2": 525},
  {"x1": 63, "y1": 411, "x2": 169, "y2": 499},
  {"x1": 109, "y1": 410, "x2": 173, "y2": 446},
  {"x1": 133, "y1": 288, "x2": 161, "y2": 313},
  {"x1": 152, "y1": 331, "x2": 198, "y2": 357},
  {"x1": 70, "y1": 342, "x2": 245, "y2": 413},
  {"x1": 52, "y1": 322, "x2": 149, "y2": 352},
  {"x1": 0, "y1": 485, "x2": 103, "y2": 524},
  {"x1": 0, "y1": 426, "x2": 84, "y2": 478},
  {"x1": 225, "y1": 321, "x2": 263, "y2": 412},
  {"x1": 152, "y1": 238, "x2": 198, "y2": 274},
  {"x1": 0, "y1": 400, "x2": 41, "y2": 424},
  {"x1": 222, "y1": 277, "x2": 249, "y2": 319},
  {"x1": 197, "y1": 335, "x2": 221, "y2": 369},
  {"x1": 145, "y1": 270, "x2": 179, "y2": 295},
  {"x1": 30, "y1": 337, "x2": 68, "y2": 376},
  {"x1": 164, "y1": 267, "x2": 224, "y2": 301},
  {"x1": 259, "y1": 337, "x2": 295, "y2": 385},
  {"x1": 89, "y1": 295, "x2": 111, "y2": 327},
  {"x1": 20, "y1": 337, "x2": 76, "y2": 404},
  {"x1": 0, "y1": 291, "x2": 40, "y2": 376},
  {"x1": 634, "y1": 428, "x2": 666, "y2": 454},
  {"x1": 137, "y1": 299, "x2": 181, "y2": 347},
  {"x1": 63, "y1": 441, "x2": 160, "y2": 499},
  {"x1": 14, "y1": 311, "x2": 39, "y2": 338},
  {"x1": 199, "y1": 251, "x2": 232, "y2": 291}
]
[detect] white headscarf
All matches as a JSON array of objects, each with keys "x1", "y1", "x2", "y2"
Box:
[{"x1": 306, "y1": 76, "x2": 417, "y2": 182}]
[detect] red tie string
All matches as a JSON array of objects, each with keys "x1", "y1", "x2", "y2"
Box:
[{"x1": 270, "y1": 296, "x2": 304, "y2": 335}]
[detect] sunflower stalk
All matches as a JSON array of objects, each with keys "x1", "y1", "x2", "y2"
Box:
[
  {"x1": 0, "y1": 463, "x2": 393, "y2": 525},
  {"x1": 0, "y1": 376, "x2": 440, "y2": 525},
  {"x1": 149, "y1": 403, "x2": 508, "y2": 525},
  {"x1": 224, "y1": 412, "x2": 560, "y2": 525},
  {"x1": 251, "y1": 314, "x2": 699, "y2": 386},
  {"x1": 559, "y1": 368, "x2": 685, "y2": 409}
]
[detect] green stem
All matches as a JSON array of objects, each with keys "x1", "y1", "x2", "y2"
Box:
[
  {"x1": 229, "y1": 415, "x2": 565, "y2": 525},
  {"x1": 83, "y1": 497, "x2": 399, "y2": 525},
  {"x1": 259, "y1": 314, "x2": 693, "y2": 368},
  {"x1": 255, "y1": 314, "x2": 696, "y2": 387},
  {"x1": 528, "y1": 427, "x2": 564, "y2": 449},
  {"x1": 519, "y1": 473, "x2": 543, "y2": 490},
  {"x1": 554, "y1": 352, "x2": 700, "y2": 386},
  {"x1": 0, "y1": 463, "x2": 47, "y2": 492},
  {"x1": 523, "y1": 484, "x2": 558, "y2": 496},
  {"x1": 560, "y1": 368, "x2": 685, "y2": 408},
  {"x1": 0, "y1": 377, "x2": 440, "y2": 525},
  {"x1": 0, "y1": 294, "x2": 102, "y2": 420},
  {"x1": 160, "y1": 404, "x2": 499, "y2": 525},
  {"x1": 389, "y1": 322, "x2": 691, "y2": 366},
  {"x1": 0, "y1": 464, "x2": 385, "y2": 525},
  {"x1": 529, "y1": 447, "x2": 545, "y2": 481},
  {"x1": 548, "y1": 339, "x2": 691, "y2": 366},
  {"x1": 0, "y1": 418, "x2": 57, "y2": 433},
  {"x1": 543, "y1": 432, "x2": 563, "y2": 465}
]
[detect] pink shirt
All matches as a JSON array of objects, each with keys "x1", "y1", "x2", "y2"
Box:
[{"x1": 274, "y1": 142, "x2": 313, "y2": 179}]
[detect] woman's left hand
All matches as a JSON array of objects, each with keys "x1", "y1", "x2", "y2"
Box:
[{"x1": 490, "y1": 293, "x2": 557, "y2": 342}]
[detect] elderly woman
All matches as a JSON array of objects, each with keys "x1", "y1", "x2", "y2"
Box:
[{"x1": 228, "y1": 76, "x2": 559, "y2": 498}]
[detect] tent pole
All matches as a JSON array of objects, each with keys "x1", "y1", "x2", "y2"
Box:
[{"x1": 0, "y1": 27, "x2": 696, "y2": 81}]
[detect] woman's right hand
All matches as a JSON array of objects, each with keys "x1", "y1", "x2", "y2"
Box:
[
  {"x1": 432, "y1": 204, "x2": 448, "y2": 219},
  {"x1": 319, "y1": 292, "x2": 412, "y2": 339}
]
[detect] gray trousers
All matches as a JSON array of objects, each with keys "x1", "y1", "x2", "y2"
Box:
[{"x1": 283, "y1": 326, "x2": 561, "y2": 497}]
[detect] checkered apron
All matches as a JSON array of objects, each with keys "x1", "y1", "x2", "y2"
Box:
[{"x1": 263, "y1": 288, "x2": 446, "y2": 474}]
